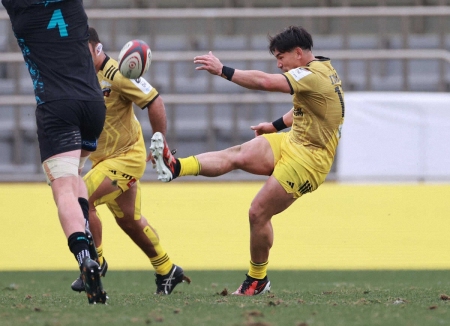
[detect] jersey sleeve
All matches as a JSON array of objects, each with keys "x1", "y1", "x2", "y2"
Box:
[
  {"x1": 114, "y1": 74, "x2": 159, "y2": 109},
  {"x1": 283, "y1": 67, "x2": 315, "y2": 95}
]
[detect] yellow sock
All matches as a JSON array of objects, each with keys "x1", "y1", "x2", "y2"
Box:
[
  {"x1": 179, "y1": 156, "x2": 201, "y2": 176},
  {"x1": 96, "y1": 244, "x2": 104, "y2": 266},
  {"x1": 144, "y1": 225, "x2": 173, "y2": 275},
  {"x1": 248, "y1": 260, "x2": 268, "y2": 280}
]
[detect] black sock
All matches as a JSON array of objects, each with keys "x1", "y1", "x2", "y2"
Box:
[
  {"x1": 78, "y1": 198, "x2": 99, "y2": 262},
  {"x1": 78, "y1": 197, "x2": 89, "y2": 229},
  {"x1": 174, "y1": 159, "x2": 181, "y2": 178},
  {"x1": 68, "y1": 232, "x2": 90, "y2": 269}
]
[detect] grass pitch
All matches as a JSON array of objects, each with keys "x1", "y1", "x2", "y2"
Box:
[{"x1": 1, "y1": 270, "x2": 450, "y2": 326}]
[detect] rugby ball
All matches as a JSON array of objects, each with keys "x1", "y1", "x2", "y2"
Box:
[{"x1": 118, "y1": 39, "x2": 152, "y2": 79}]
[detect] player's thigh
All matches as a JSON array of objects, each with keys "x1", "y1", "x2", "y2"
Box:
[
  {"x1": 107, "y1": 181, "x2": 142, "y2": 220},
  {"x1": 83, "y1": 167, "x2": 123, "y2": 206},
  {"x1": 250, "y1": 175, "x2": 296, "y2": 220},
  {"x1": 237, "y1": 135, "x2": 277, "y2": 174}
]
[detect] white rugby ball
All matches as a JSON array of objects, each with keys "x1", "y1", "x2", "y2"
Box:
[{"x1": 117, "y1": 39, "x2": 152, "y2": 79}]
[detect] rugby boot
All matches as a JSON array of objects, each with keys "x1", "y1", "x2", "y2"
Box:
[
  {"x1": 81, "y1": 257, "x2": 108, "y2": 304},
  {"x1": 232, "y1": 274, "x2": 271, "y2": 296},
  {"x1": 71, "y1": 258, "x2": 108, "y2": 292},
  {"x1": 155, "y1": 264, "x2": 191, "y2": 294},
  {"x1": 149, "y1": 132, "x2": 179, "y2": 182}
]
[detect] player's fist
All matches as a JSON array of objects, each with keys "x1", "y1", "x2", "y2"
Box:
[{"x1": 250, "y1": 122, "x2": 277, "y2": 137}]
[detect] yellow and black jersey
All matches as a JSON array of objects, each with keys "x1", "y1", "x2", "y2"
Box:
[
  {"x1": 90, "y1": 56, "x2": 159, "y2": 166},
  {"x1": 283, "y1": 56, "x2": 345, "y2": 165}
]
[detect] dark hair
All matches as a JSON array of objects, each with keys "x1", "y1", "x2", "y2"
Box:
[
  {"x1": 88, "y1": 27, "x2": 101, "y2": 45},
  {"x1": 268, "y1": 26, "x2": 313, "y2": 55}
]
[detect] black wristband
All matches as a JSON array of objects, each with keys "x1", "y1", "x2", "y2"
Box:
[
  {"x1": 221, "y1": 66, "x2": 235, "y2": 81},
  {"x1": 272, "y1": 117, "x2": 287, "y2": 131}
]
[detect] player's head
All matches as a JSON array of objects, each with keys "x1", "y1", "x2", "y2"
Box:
[
  {"x1": 87, "y1": 27, "x2": 104, "y2": 69},
  {"x1": 268, "y1": 26, "x2": 313, "y2": 55},
  {"x1": 88, "y1": 27, "x2": 103, "y2": 57},
  {"x1": 88, "y1": 27, "x2": 101, "y2": 46}
]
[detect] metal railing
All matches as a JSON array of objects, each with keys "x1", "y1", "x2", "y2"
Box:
[{"x1": 0, "y1": 6, "x2": 449, "y2": 181}]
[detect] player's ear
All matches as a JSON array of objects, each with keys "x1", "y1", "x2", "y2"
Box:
[{"x1": 95, "y1": 43, "x2": 103, "y2": 56}]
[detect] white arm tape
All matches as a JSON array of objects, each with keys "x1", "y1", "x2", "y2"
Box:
[{"x1": 79, "y1": 155, "x2": 89, "y2": 169}]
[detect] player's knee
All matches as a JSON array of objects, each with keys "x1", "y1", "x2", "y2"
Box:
[
  {"x1": 248, "y1": 205, "x2": 262, "y2": 225},
  {"x1": 115, "y1": 215, "x2": 136, "y2": 232},
  {"x1": 249, "y1": 200, "x2": 273, "y2": 225},
  {"x1": 42, "y1": 156, "x2": 79, "y2": 185}
]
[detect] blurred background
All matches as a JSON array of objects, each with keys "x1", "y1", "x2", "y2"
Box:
[{"x1": 0, "y1": 0, "x2": 449, "y2": 183}]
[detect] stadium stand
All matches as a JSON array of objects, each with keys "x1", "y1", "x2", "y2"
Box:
[{"x1": 0, "y1": 1, "x2": 449, "y2": 180}]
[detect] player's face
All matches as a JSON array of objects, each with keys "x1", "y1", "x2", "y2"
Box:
[{"x1": 273, "y1": 48, "x2": 302, "y2": 72}]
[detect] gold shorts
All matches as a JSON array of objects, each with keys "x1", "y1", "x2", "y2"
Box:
[
  {"x1": 262, "y1": 132, "x2": 330, "y2": 199},
  {"x1": 83, "y1": 137, "x2": 146, "y2": 219}
]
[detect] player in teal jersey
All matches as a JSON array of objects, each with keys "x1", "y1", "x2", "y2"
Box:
[{"x1": 2, "y1": 0, "x2": 107, "y2": 304}]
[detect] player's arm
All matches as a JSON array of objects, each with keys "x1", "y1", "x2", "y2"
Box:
[
  {"x1": 251, "y1": 108, "x2": 293, "y2": 136},
  {"x1": 145, "y1": 95, "x2": 167, "y2": 164},
  {"x1": 194, "y1": 51, "x2": 291, "y2": 93},
  {"x1": 146, "y1": 95, "x2": 167, "y2": 135}
]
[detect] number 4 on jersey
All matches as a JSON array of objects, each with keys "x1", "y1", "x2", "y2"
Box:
[{"x1": 47, "y1": 9, "x2": 68, "y2": 37}]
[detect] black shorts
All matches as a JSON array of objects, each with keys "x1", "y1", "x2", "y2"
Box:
[{"x1": 36, "y1": 100, "x2": 106, "y2": 162}]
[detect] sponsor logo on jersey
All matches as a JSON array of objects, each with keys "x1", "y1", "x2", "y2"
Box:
[
  {"x1": 329, "y1": 72, "x2": 341, "y2": 85},
  {"x1": 81, "y1": 139, "x2": 98, "y2": 151},
  {"x1": 288, "y1": 68, "x2": 312, "y2": 81},
  {"x1": 131, "y1": 77, "x2": 153, "y2": 94},
  {"x1": 293, "y1": 107, "x2": 304, "y2": 117}
]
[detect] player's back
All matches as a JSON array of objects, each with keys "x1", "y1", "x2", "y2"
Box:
[
  {"x1": 3, "y1": 0, "x2": 103, "y2": 104},
  {"x1": 90, "y1": 56, "x2": 157, "y2": 165}
]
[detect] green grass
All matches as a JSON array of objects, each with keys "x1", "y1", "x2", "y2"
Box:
[{"x1": 1, "y1": 270, "x2": 450, "y2": 326}]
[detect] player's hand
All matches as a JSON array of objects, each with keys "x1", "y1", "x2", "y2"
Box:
[
  {"x1": 194, "y1": 51, "x2": 222, "y2": 76},
  {"x1": 251, "y1": 122, "x2": 277, "y2": 137},
  {"x1": 146, "y1": 152, "x2": 157, "y2": 169}
]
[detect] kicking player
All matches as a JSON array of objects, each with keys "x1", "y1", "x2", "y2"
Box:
[
  {"x1": 150, "y1": 26, "x2": 345, "y2": 296},
  {"x1": 70, "y1": 27, "x2": 190, "y2": 295},
  {"x1": 2, "y1": 0, "x2": 107, "y2": 304}
]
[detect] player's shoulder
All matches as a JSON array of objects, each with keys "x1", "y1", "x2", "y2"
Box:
[
  {"x1": 285, "y1": 67, "x2": 313, "y2": 82},
  {"x1": 101, "y1": 57, "x2": 122, "y2": 82}
]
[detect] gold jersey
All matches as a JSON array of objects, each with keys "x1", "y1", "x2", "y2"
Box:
[
  {"x1": 283, "y1": 56, "x2": 345, "y2": 172},
  {"x1": 90, "y1": 56, "x2": 159, "y2": 166}
]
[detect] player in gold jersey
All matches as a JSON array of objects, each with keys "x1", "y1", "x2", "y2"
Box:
[
  {"x1": 70, "y1": 27, "x2": 190, "y2": 295},
  {"x1": 150, "y1": 26, "x2": 344, "y2": 296}
]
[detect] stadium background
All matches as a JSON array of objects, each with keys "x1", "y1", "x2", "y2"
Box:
[{"x1": 0, "y1": 0, "x2": 449, "y2": 271}]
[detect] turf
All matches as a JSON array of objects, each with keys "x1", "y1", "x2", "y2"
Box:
[{"x1": 1, "y1": 270, "x2": 450, "y2": 326}]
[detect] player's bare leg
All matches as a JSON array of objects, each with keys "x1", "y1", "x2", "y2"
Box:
[
  {"x1": 249, "y1": 176, "x2": 296, "y2": 262},
  {"x1": 233, "y1": 176, "x2": 296, "y2": 296},
  {"x1": 70, "y1": 175, "x2": 117, "y2": 292},
  {"x1": 196, "y1": 136, "x2": 274, "y2": 177},
  {"x1": 112, "y1": 184, "x2": 191, "y2": 294},
  {"x1": 151, "y1": 133, "x2": 275, "y2": 182},
  {"x1": 113, "y1": 185, "x2": 159, "y2": 257},
  {"x1": 48, "y1": 151, "x2": 86, "y2": 237}
]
